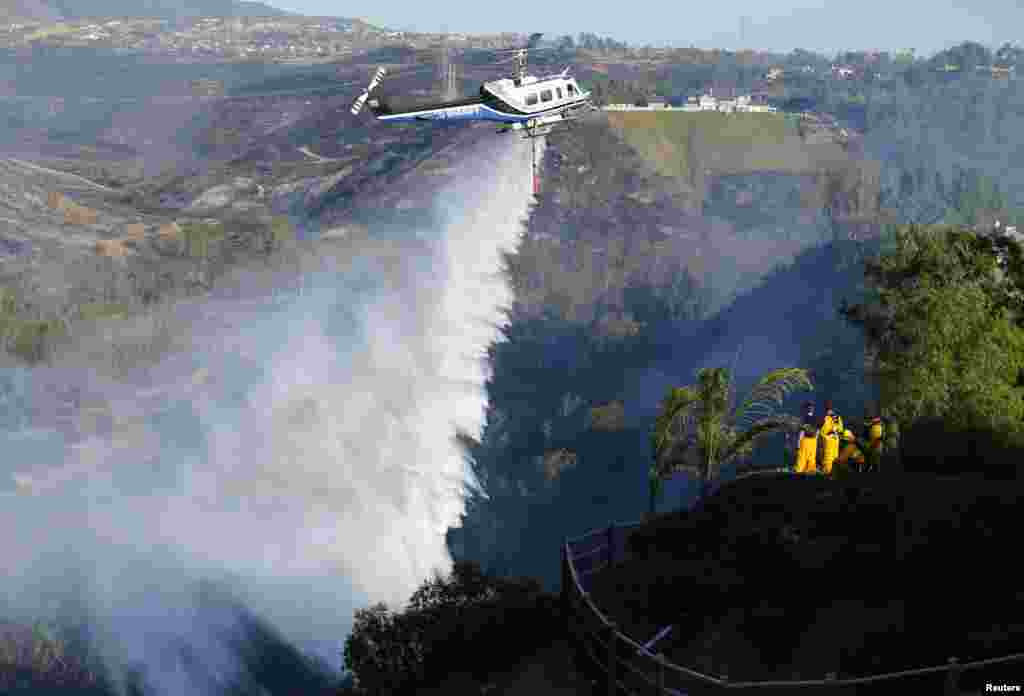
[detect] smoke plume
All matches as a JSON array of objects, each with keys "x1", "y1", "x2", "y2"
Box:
[{"x1": 0, "y1": 133, "x2": 540, "y2": 694}]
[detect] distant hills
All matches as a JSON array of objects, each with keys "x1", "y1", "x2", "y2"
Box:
[
  {"x1": 1, "y1": 0, "x2": 298, "y2": 21},
  {"x1": 1, "y1": 0, "x2": 62, "y2": 21}
]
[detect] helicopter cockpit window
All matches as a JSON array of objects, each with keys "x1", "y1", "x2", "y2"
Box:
[
  {"x1": 567, "y1": 84, "x2": 577, "y2": 95},
  {"x1": 526, "y1": 93, "x2": 539, "y2": 106}
]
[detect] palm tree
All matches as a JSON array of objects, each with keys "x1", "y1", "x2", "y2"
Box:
[{"x1": 648, "y1": 367, "x2": 813, "y2": 514}]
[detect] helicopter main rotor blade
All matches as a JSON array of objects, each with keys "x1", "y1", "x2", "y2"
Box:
[{"x1": 470, "y1": 44, "x2": 558, "y2": 56}]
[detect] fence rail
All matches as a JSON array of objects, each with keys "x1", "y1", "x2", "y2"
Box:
[{"x1": 560, "y1": 469, "x2": 1024, "y2": 695}]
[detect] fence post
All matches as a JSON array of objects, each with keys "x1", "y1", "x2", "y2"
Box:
[
  {"x1": 654, "y1": 652, "x2": 665, "y2": 696},
  {"x1": 561, "y1": 542, "x2": 570, "y2": 617},
  {"x1": 607, "y1": 525, "x2": 615, "y2": 567},
  {"x1": 607, "y1": 621, "x2": 617, "y2": 696},
  {"x1": 944, "y1": 657, "x2": 961, "y2": 696}
]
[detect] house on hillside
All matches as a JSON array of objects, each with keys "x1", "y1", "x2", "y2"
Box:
[
  {"x1": 831, "y1": 64, "x2": 856, "y2": 79},
  {"x1": 766, "y1": 67, "x2": 784, "y2": 81}
]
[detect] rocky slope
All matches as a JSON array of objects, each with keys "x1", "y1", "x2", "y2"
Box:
[{"x1": 0, "y1": 155, "x2": 303, "y2": 362}]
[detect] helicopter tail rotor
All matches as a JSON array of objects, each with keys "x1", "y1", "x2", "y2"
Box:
[{"x1": 351, "y1": 67, "x2": 387, "y2": 115}]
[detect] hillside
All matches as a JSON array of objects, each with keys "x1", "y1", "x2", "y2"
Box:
[
  {"x1": 586, "y1": 472, "x2": 1023, "y2": 693},
  {"x1": 11, "y1": 0, "x2": 294, "y2": 21},
  {"x1": 603, "y1": 110, "x2": 883, "y2": 228},
  {"x1": 0, "y1": 0, "x2": 61, "y2": 21},
  {"x1": 448, "y1": 102, "x2": 893, "y2": 590}
]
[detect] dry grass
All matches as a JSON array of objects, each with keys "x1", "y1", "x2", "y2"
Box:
[
  {"x1": 49, "y1": 191, "x2": 100, "y2": 224},
  {"x1": 589, "y1": 401, "x2": 626, "y2": 432},
  {"x1": 46, "y1": 190, "x2": 68, "y2": 210},
  {"x1": 93, "y1": 239, "x2": 129, "y2": 258},
  {"x1": 157, "y1": 221, "x2": 182, "y2": 240},
  {"x1": 604, "y1": 111, "x2": 829, "y2": 184},
  {"x1": 541, "y1": 449, "x2": 578, "y2": 482},
  {"x1": 124, "y1": 223, "x2": 146, "y2": 241},
  {"x1": 64, "y1": 203, "x2": 99, "y2": 226}
]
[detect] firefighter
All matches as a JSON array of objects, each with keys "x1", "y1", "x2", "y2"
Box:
[
  {"x1": 819, "y1": 400, "x2": 843, "y2": 475},
  {"x1": 836, "y1": 429, "x2": 865, "y2": 475},
  {"x1": 866, "y1": 413, "x2": 884, "y2": 471},
  {"x1": 794, "y1": 401, "x2": 818, "y2": 474}
]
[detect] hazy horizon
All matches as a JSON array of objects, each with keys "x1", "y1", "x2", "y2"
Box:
[{"x1": 267, "y1": 0, "x2": 1019, "y2": 57}]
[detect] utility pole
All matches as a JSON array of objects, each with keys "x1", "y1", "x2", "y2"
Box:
[
  {"x1": 438, "y1": 25, "x2": 456, "y2": 100},
  {"x1": 448, "y1": 52, "x2": 457, "y2": 100}
]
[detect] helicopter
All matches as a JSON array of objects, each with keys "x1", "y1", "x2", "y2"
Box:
[{"x1": 349, "y1": 33, "x2": 595, "y2": 139}]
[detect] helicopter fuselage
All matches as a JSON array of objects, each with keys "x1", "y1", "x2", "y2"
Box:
[{"x1": 370, "y1": 73, "x2": 593, "y2": 129}]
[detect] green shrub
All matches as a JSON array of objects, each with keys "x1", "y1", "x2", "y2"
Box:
[
  {"x1": 900, "y1": 417, "x2": 1022, "y2": 478},
  {"x1": 78, "y1": 303, "x2": 129, "y2": 321},
  {"x1": 1, "y1": 319, "x2": 65, "y2": 363},
  {"x1": 270, "y1": 216, "x2": 295, "y2": 246},
  {"x1": 0, "y1": 287, "x2": 16, "y2": 316},
  {"x1": 183, "y1": 221, "x2": 226, "y2": 258}
]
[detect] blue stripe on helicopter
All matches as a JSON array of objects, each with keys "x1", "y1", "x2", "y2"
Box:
[{"x1": 376, "y1": 101, "x2": 585, "y2": 124}]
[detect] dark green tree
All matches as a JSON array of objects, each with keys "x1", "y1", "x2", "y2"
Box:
[
  {"x1": 342, "y1": 561, "x2": 558, "y2": 695},
  {"x1": 841, "y1": 224, "x2": 1024, "y2": 435}
]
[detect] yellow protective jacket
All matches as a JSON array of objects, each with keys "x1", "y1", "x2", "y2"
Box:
[
  {"x1": 795, "y1": 428, "x2": 818, "y2": 473},
  {"x1": 836, "y1": 442, "x2": 865, "y2": 472},
  {"x1": 868, "y1": 418, "x2": 884, "y2": 454},
  {"x1": 819, "y1": 413, "x2": 843, "y2": 475}
]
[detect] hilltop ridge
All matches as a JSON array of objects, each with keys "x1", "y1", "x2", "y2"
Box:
[{"x1": 4, "y1": 0, "x2": 294, "y2": 22}]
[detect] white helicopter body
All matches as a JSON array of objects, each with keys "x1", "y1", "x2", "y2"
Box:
[{"x1": 351, "y1": 36, "x2": 594, "y2": 138}]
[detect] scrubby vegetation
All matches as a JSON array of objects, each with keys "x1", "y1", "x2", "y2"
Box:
[
  {"x1": 343, "y1": 560, "x2": 582, "y2": 696},
  {"x1": 0, "y1": 287, "x2": 68, "y2": 363},
  {"x1": 588, "y1": 471, "x2": 1023, "y2": 691}
]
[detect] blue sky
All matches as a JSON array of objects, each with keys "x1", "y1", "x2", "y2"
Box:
[{"x1": 269, "y1": 0, "x2": 1020, "y2": 57}]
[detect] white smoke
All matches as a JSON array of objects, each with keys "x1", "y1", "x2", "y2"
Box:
[{"x1": 0, "y1": 133, "x2": 541, "y2": 694}]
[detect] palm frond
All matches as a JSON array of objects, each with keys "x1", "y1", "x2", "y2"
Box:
[
  {"x1": 696, "y1": 367, "x2": 731, "y2": 419},
  {"x1": 720, "y1": 414, "x2": 803, "y2": 465},
  {"x1": 651, "y1": 385, "x2": 700, "y2": 460},
  {"x1": 656, "y1": 438, "x2": 704, "y2": 479},
  {"x1": 695, "y1": 368, "x2": 731, "y2": 472},
  {"x1": 734, "y1": 367, "x2": 813, "y2": 431}
]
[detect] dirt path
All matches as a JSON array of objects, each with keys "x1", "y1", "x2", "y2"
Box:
[
  {"x1": 297, "y1": 146, "x2": 339, "y2": 162},
  {"x1": 3, "y1": 158, "x2": 118, "y2": 193}
]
